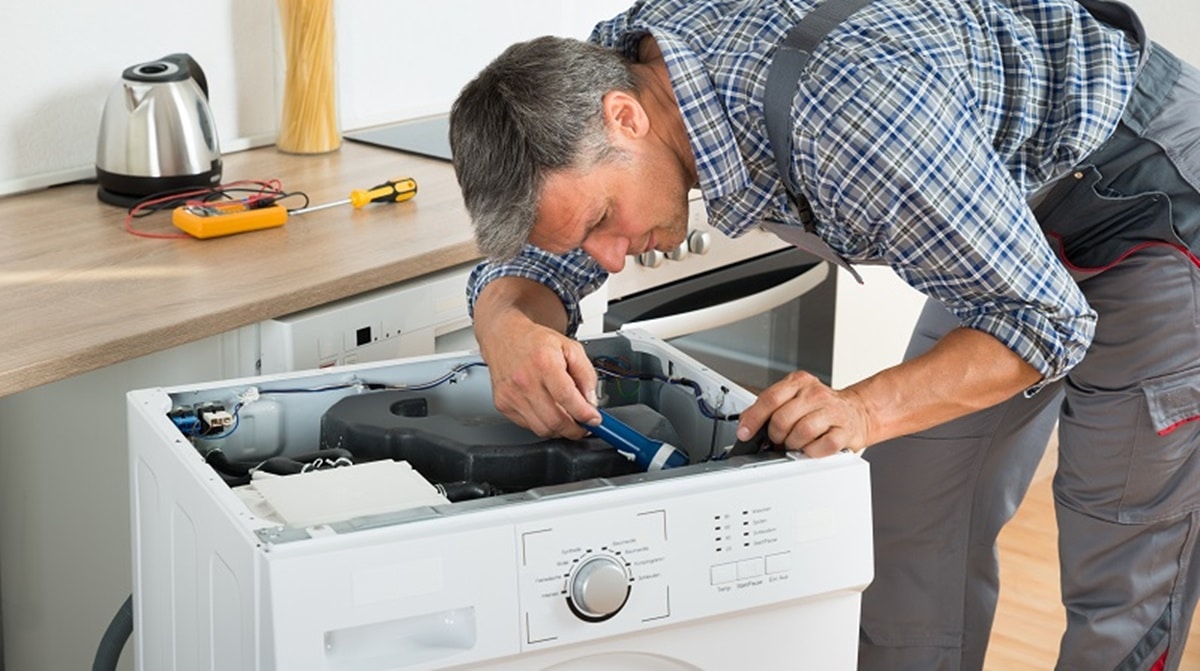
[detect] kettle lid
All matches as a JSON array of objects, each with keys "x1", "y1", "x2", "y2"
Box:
[{"x1": 122, "y1": 53, "x2": 209, "y2": 97}]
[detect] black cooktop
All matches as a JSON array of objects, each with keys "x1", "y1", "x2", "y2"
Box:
[{"x1": 343, "y1": 114, "x2": 452, "y2": 162}]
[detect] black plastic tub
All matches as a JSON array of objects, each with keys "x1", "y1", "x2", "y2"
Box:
[{"x1": 319, "y1": 391, "x2": 683, "y2": 492}]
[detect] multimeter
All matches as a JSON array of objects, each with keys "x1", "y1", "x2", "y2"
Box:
[{"x1": 171, "y1": 200, "x2": 289, "y2": 239}]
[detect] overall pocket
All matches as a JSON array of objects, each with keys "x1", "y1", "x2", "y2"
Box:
[
  {"x1": 1059, "y1": 366, "x2": 1200, "y2": 525},
  {"x1": 1033, "y1": 164, "x2": 1178, "y2": 273},
  {"x1": 1122, "y1": 367, "x2": 1200, "y2": 523}
]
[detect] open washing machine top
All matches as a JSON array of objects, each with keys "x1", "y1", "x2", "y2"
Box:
[{"x1": 143, "y1": 329, "x2": 780, "y2": 546}]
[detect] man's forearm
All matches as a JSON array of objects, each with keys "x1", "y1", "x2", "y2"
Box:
[
  {"x1": 848, "y1": 327, "x2": 1043, "y2": 448},
  {"x1": 473, "y1": 276, "x2": 570, "y2": 335}
]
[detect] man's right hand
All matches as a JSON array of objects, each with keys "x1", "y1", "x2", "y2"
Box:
[{"x1": 473, "y1": 277, "x2": 601, "y2": 439}]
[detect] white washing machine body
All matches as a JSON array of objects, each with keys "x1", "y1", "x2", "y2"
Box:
[{"x1": 128, "y1": 331, "x2": 872, "y2": 671}]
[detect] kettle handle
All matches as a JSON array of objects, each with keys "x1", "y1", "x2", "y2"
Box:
[{"x1": 161, "y1": 53, "x2": 209, "y2": 99}]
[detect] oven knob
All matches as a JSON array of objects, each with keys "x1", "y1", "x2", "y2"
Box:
[
  {"x1": 666, "y1": 240, "x2": 689, "y2": 261},
  {"x1": 567, "y1": 555, "x2": 631, "y2": 621},
  {"x1": 687, "y1": 230, "x2": 712, "y2": 255},
  {"x1": 637, "y1": 250, "x2": 665, "y2": 268}
]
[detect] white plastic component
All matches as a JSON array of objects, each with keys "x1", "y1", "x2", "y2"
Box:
[
  {"x1": 202, "y1": 409, "x2": 234, "y2": 429},
  {"x1": 250, "y1": 460, "x2": 448, "y2": 527},
  {"x1": 196, "y1": 398, "x2": 284, "y2": 461}
]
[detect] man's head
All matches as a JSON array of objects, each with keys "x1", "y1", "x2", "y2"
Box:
[
  {"x1": 451, "y1": 36, "x2": 696, "y2": 272},
  {"x1": 450, "y1": 36, "x2": 638, "y2": 260}
]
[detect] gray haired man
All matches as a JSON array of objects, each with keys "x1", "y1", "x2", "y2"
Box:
[{"x1": 449, "y1": 0, "x2": 1200, "y2": 668}]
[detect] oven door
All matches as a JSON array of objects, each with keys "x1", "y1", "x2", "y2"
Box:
[{"x1": 604, "y1": 247, "x2": 835, "y2": 392}]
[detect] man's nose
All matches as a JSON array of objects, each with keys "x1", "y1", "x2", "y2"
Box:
[{"x1": 582, "y1": 237, "x2": 628, "y2": 273}]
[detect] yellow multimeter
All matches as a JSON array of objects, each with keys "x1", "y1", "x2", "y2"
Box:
[{"x1": 171, "y1": 200, "x2": 289, "y2": 239}]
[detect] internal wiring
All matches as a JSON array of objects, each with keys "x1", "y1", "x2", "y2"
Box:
[
  {"x1": 123, "y1": 179, "x2": 310, "y2": 239},
  {"x1": 592, "y1": 355, "x2": 739, "y2": 421},
  {"x1": 189, "y1": 362, "x2": 488, "y2": 440},
  {"x1": 253, "y1": 361, "x2": 488, "y2": 397}
]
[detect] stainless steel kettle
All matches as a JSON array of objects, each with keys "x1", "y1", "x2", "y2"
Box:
[{"x1": 95, "y1": 53, "x2": 222, "y2": 206}]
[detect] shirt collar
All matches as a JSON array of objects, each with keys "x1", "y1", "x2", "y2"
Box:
[{"x1": 645, "y1": 27, "x2": 752, "y2": 202}]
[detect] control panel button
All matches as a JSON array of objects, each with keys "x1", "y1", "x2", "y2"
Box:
[
  {"x1": 568, "y1": 555, "x2": 631, "y2": 621},
  {"x1": 687, "y1": 230, "x2": 712, "y2": 255},
  {"x1": 766, "y1": 551, "x2": 792, "y2": 575},
  {"x1": 637, "y1": 250, "x2": 665, "y2": 268},
  {"x1": 710, "y1": 562, "x2": 737, "y2": 585},
  {"x1": 665, "y1": 240, "x2": 689, "y2": 261},
  {"x1": 737, "y1": 558, "x2": 764, "y2": 579}
]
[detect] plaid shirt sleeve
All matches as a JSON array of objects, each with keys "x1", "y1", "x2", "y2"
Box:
[
  {"x1": 466, "y1": 247, "x2": 608, "y2": 337},
  {"x1": 796, "y1": 40, "x2": 1097, "y2": 389}
]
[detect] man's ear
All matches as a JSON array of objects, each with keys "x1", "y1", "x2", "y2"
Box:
[{"x1": 601, "y1": 90, "x2": 650, "y2": 140}]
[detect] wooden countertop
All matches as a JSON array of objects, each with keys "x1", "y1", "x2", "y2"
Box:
[{"x1": 0, "y1": 141, "x2": 482, "y2": 397}]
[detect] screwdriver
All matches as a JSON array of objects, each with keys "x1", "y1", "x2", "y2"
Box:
[
  {"x1": 582, "y1": 408, "x2": 690, "y2": 471},
  {"x1": 290, "y1": 177, "x2": 418, "y2": 215},
  {"x1": 171, "y1": 177, "x2": 418, "y2": 238}
]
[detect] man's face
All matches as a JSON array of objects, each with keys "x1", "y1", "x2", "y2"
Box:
[{"x1": 529, "y1": 145, "x2": 691, "y2": 273}]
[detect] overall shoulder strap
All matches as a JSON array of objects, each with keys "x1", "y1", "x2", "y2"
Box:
[
  {"x1": 763, "y1": 0, "x2": 876, "y2": 283},
  {"x1": 765, "y1": 0, "x2": 876, "y2": 201}
]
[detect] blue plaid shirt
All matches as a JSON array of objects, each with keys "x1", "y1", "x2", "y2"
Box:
[{"x1": 468, "y1": 0, "x2": 1139, "y2": 387}]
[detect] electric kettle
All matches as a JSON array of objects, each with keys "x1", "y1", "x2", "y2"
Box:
[{"x1": 95, "y1": 53, "x2": 222, "y2": 206}]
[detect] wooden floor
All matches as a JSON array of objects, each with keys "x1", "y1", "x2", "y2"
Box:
[{"x1": 987, "y1": 442, "x2": 1200, "y2": 669}]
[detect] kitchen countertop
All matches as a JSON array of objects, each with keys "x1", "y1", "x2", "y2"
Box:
[{"x1": 0, "y1": 141, "x2": 482, "y2": 397}]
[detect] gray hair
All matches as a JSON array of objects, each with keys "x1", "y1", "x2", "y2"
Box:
[{"x1": 449, "y1": 36, "x2": 638, "y2": 259}]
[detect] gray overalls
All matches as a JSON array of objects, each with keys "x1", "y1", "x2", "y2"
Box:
[{"x1": 764, "y1": 1, "x2": 1200, "y2": 669}]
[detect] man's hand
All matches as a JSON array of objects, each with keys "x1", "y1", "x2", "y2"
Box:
[
  {"x1": 473, "y1": 277, "x2": 601, "y2": 439},
  {"x1": 736, "y1": 371, "x2": 872, "y2": 458},
  {"x1": 482, "y1": 321, "x2": 600, "y2": 439},
  {"x1": 736, "y1": 327, "x2": 1042, "y2": 458}
]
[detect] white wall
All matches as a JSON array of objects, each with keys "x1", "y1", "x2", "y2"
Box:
[
  {"x1": 1124, "y1": 0, "x2": 1200, "y2": 65},
  {"x1": 0, "y1": 0, "x2": 630, "y2": 197},
  {"x1": 2, "y1": 0, "x2": 1194, "y2": 198}
]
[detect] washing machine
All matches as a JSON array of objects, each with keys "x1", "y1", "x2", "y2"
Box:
[{"x1": 127, "y1": 330, "x2": 872, "y2": 670}]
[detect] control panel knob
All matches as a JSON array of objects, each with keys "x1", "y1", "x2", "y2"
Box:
[
  {"x1": 568, "y1": 555, "x2": 631, "y2": 621},
  {"x1": 665, "y1": 240, "x2": 689, "y2": 261},
  {"x1": 687, "y1": 230, "x2": 712, "y2": 255},
  {"x1": 637, "y1": 250, "x2": 665, "y2": 268}
]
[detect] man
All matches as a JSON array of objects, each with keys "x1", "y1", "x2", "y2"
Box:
[{"x1": 448, "y1": 0, "x2": 1200, "y2": 669}]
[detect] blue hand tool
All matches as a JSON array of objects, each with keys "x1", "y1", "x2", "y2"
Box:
[{"x1": 583, "y1": 408, "x2": 690, "y2": 471}]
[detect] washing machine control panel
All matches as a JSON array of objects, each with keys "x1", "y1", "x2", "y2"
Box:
[
  {"x1": 517, "y1": 506, "x2": 670, "y2": 643},
  {"x1": 513, "y1": 459, "x2": 873, "y2": 653}
]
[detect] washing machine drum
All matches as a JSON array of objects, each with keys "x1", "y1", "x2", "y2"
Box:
[{"x1": 543, "y1": 652, "x2": 703, "y2": 671}]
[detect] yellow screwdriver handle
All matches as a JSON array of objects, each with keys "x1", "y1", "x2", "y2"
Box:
[{"x1": 348, "y1": 177, "x2": 418, "y2": 208}]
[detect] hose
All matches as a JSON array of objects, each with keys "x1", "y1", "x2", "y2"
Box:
[
  {"x1": 436, "y1": 480, "x2": 502, "y2": 502},
  {"x1": 93, "y1": 593, "x2": 133, "y2": 671}
]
